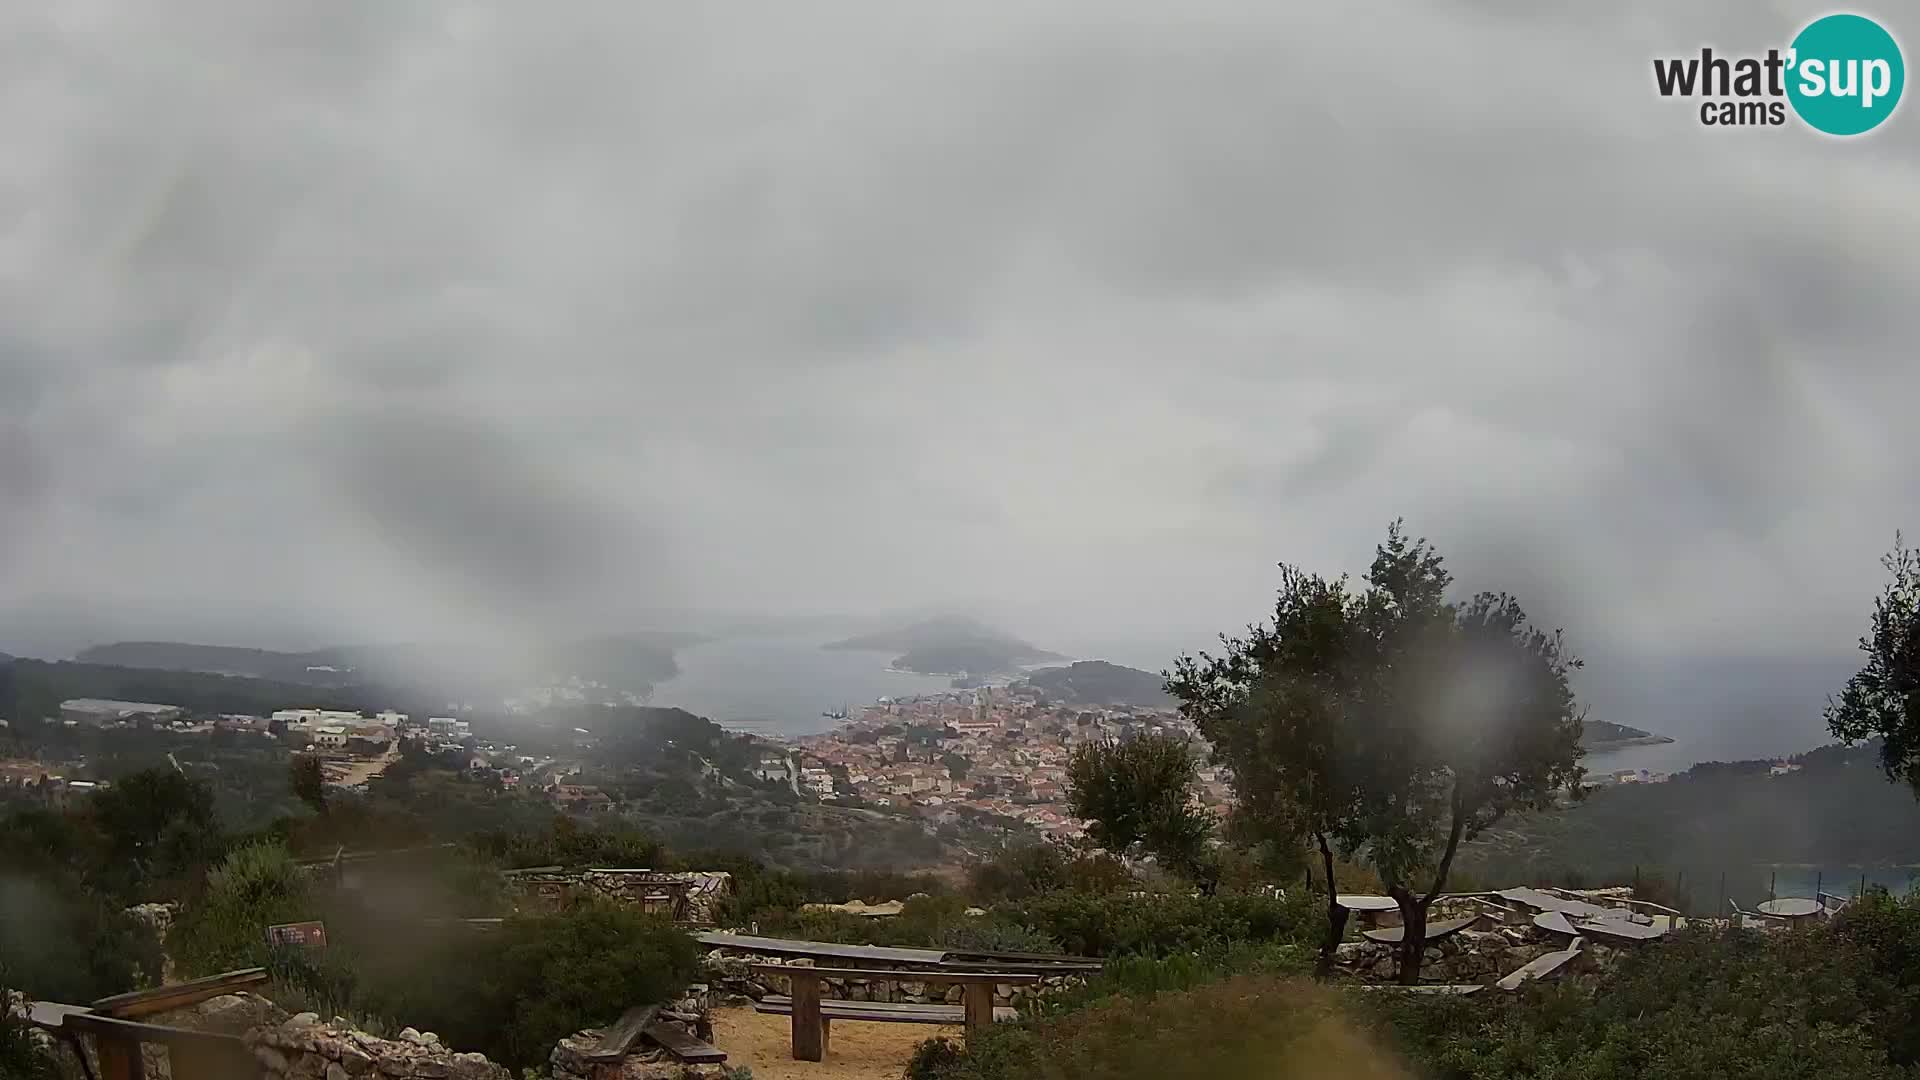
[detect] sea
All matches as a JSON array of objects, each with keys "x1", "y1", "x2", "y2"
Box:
[
  {"x1": 647, "y1": 633, "x2": 957, "y2": 737},
  {"x1": 647, "y1": 634, "x2": 1915, "y2": 897}
]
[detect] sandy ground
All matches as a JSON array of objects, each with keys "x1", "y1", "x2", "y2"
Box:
[{"x1": 710, "y1": 1005, "x2": 962, "y2": 1080}]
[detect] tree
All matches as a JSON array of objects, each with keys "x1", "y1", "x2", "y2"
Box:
[
  {"x1": 87, "y1": 768, "x2": 223, "y2": 896},
  {"x1": 1171, "y1": 522, "x2": 1585, "y2": 983},
  {"x1": 1171, "y1": 565, "x2": 1374, "y2": 976},
  {"x1": 290, "y1": 754, "x2": 329, "y2": 816},
  {"x1": 944, "y1": 753, "x2": 972, "y2": 782},
  {"x1": 1828, "y1": 533, "x2": 1920, "y2": 792},
  {"x1": 1066, "y1": 734, "x2": 1214, "y2": 886}
]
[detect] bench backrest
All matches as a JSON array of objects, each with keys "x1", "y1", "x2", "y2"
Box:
[{"x1": 747, "y1": 964, "x2": 1042, "y2": 985}]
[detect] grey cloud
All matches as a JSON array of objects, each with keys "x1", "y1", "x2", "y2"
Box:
[{"x1": 0, "y1": 0, "x2": 1917, "y2": 689}]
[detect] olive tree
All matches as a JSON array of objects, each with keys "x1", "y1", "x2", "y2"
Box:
[
  {"x1": 1828, "y1": 534, "x2": 1920, "y2": 792},
  {"x1": 1172, "y1": 522, "x2": 1585, "y2": 983}
]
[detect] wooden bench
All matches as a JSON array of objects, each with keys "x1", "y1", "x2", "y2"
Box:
[
  {"x1": 1361, "y1": 914, "x2": 1481, "y2": 945},
  {"x1": 581, "y1": 1005, "x2": 726, "y2": 1067},
  {"x1": 1495, "y1": 937, "x2": 1585, "y2": 991},
  {"x1": 747, "y1": 964, "x2": 1038, "y2": 1062}
]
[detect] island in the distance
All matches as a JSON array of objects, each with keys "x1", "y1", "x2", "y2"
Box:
[
  {"x1": 823, "y1": 615, "x2": 1067, "y2": 676},
  {"x1": 1582, "y1": 719, "x2": 1676, "y2": 751},
  {"x1": 1015, "y1": 660, "x2": 1175, "y2": 709}
]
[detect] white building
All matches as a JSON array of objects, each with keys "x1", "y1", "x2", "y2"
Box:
[
  {"x1": 273, "y1": 709, "x2": 364, "y2": 730},
  {"x1": 427, "y1": 717, "x2": 471, "y2": 739},
  {"x1": 312, "y1": 726, "x2": 350, "y2": 750}
]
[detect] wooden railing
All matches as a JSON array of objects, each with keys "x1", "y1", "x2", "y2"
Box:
[
  {"x1": 28, "y1": 968, "x2": 268, "y2": 1080},
  {"x1": 65, "y1": 1012, "x2": 259, "y2": 1080}
]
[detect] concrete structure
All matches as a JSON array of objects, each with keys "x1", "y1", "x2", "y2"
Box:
[
  {"x1": 272, "y1": 709, "x2": 364, "y2": 729},
  {"x1": 59, "y1": 699, "x2": 184, "y2": 726}
]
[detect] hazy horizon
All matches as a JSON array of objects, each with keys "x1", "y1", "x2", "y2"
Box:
[{"x1": 3, "y1": 3, "x2": 1915, "y2": 720}]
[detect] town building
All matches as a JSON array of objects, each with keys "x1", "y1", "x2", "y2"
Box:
[{"x1": 59, "y1": 699, "x2": 185, "y2": 726}]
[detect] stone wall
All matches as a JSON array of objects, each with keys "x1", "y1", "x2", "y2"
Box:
[
  {"x1": 244, "y1": 1014, "x2": 509, "y2": 1080},
  {"x1": 702, "y1": 948, "x2": 1086, "y2": 1011}
]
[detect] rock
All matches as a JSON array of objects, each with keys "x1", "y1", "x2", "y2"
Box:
[
  {"x1": 328, "y1": 1063, "x2": 351, "y2": 1080},
  {"x1": 257, "y1": 1046, "x2": 290, "y2": 1073},
  {"x1": 291, "y1": 1013, "x2": 322, "y2": 1028},
  {"x1": 1335, "y1": 942, "x2": 1372, "y2": 961},
  {"x1": 1370, "y1": 956, "x2": 1397, "y2": 979},
  {"x1": 376, "y1": 1052, "x2": 414, "y2": 1076},
  {"x1": 412, "y1": 1062, "x2": 451, "y2": 1079},
  {"x1": 339, "y1": 1046, "x2": 376, "y2": 1076}
]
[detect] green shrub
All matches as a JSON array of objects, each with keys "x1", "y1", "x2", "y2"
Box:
[
  {"x1": 909, "y1": 976, "x2": 1406, "y2": 1080},
  {"x1": 170, "y1": 842, "x2": 313, "y2": 976},
  {"x1": 997, "y1": 889, "x2": 1317, "y2": 957},
  {"x1": 0, "y1": 979, "x2": 58, "y2": 1080},
  {"x1": 1368, "y1": 925, "x2": 1909, "y2": 1079},
  {"x1": 442, "y1": 902, "x2": 699, "y2": 1069}
]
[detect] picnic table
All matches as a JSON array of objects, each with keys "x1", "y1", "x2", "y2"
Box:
[
  {"x1": 1336, "y1": 894, "x2": 1402, "y2": 930},
  {"x1": 748, "y1": 964, "x2": 1037, "y2": 1061},
  {"x1": 1756, "y1": 898, "x2": 1823, "y2": 926},
  {"x1": 1361, "y1": 914, "x2": 1482, "y2": 945}
]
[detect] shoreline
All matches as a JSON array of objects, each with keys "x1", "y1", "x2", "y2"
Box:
[{"x1": 1585, "y1": 735, "x2": 1678, "y2": 753}]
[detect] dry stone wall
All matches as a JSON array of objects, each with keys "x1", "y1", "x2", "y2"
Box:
[
  {"x1": 244, "y1": 1014, "x2": 509, "y2": 1080},
  {"x1": 702, "y1": 947, "x2": 1086, "y2": 1010}
]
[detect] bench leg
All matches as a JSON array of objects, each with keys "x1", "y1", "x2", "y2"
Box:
[
  {"x1": 963, "y1": 982, "x2": 994, "y2": 1039},
  {"x1": 792, "y1": 976, "x2": 825, "y2": 1062},
  {"x1": 96, "y1": 1032, "x2": 144, "y2": 1080},
  {"x1": 820, "y1": 1018, "x2": 831, "y2": 1058}
]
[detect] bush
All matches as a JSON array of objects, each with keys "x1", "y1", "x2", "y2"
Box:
[
  {"x1": 446, "y1": 902, "x2": 699, "y2": 1069},
  {"x1": 909, "y1": 976, "x2": 1407, "y2": 1080},
  {"x1": 170, "y1": 843, "x2": 313, "y2": 977},
  {"x1": 0, "y1": 870, "x2": 160, "y2": 1002},
  {"x1": 997, "y1": 890, "x2": 1318, "y2": 957},
  {"x1": 0, "y1": 980, "x2": 57, "y2": 1080},
  {"x1": 1368, "y1": 925, "x2": 1909, "y2": 1079},
  {"x1": 968, "y1": 844, "x2": 1086, "y2": 902}
]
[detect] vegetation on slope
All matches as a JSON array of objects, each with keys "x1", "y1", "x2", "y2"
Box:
[{"x1": 1018, "y1": 661, "x2": 1176, "y2": 708}]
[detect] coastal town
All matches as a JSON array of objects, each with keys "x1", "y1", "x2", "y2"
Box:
[{"x1": 779, "y1": 685, "x2": 1235, "y2": 844}]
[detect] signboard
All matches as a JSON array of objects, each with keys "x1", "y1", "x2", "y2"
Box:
[{"x1": 265, "y1": 921, "x2": 328, "y2": 949}]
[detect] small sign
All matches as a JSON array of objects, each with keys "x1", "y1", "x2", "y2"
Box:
[{"x1": 265, "y1": 921, "x2": 328, "y2": 949}]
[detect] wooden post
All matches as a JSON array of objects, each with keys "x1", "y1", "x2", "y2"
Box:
[
  {"x1": 962, "y1": 981, "x2": 995, "y2": 1037},
  {"x1": 1675, "y1": 872, "x2": 1685, "y2": 916},
  {"x1": 95, "y1": 1031, "x2": 143, "y2": 1080},
  {"x1": 790, "y1": 972, "x2": 825, "y2": 1062},
  {"x1": 1769, "y1": 871, "x2": 1776, "y2": 903}
]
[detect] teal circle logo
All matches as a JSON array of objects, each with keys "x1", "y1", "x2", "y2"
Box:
[{"x1": 1787, "y1": 14, "x2": 1905, "y2": 135}]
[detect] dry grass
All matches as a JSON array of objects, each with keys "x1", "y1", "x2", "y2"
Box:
[{"x1": 709, "y1": 1005, "x2": 965, "y2": 1080}]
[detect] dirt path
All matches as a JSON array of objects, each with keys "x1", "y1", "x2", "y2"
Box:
[
  {"x1": 328, "y1": 745, "x2": 400, "y2": 788},
  {"x1": 710, "y1": 1005, "x2": 961, "y2": 1080}
]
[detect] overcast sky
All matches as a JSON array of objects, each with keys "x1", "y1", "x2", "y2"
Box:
[{"x1": 1, "y1": 1, "x2": 1917, "y2": 672}]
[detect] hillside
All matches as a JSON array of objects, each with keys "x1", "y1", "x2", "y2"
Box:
[
  {"x1": 1458, "y1": 740, "x2": 1920, "y2": 907},
  {"x1": 74, "y1": 633, "x2": 699, "y2": 707},
  {"x1": 824, "y1": 615, "x2": 1065, "y2": 675},
  {"x1": 77, "y1": 642, "x2": 369, "y2": 685},
  {"x1": 1582, "y1": 719, "x2": 1674, "y2": 750},
  {"x1": 1019, "y1": 661, "x2": 1174, "y2": 708},
  {"x1": 0, "y1": 657, "x2": 415, "y2": 724}
]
